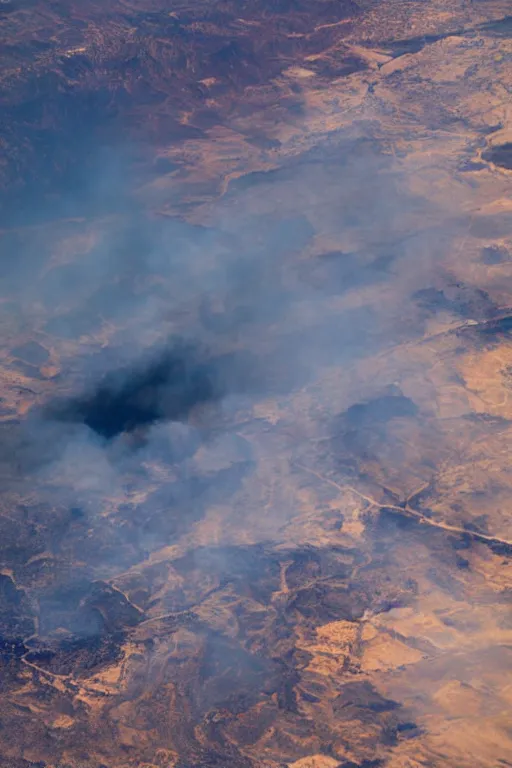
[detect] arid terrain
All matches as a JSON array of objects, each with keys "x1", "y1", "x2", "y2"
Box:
[{"x1": 0, "y1": 1, "x2": 511, "y2": 767}]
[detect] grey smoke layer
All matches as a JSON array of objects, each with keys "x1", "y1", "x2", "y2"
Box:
[{"x1": 0, "y1": 132, "x2": 474, "y2": 648}]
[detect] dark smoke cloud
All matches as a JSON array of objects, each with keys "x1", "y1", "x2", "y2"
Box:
[{"x1": 47, "y1": 342, "x2": 222, "y2": 440}]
